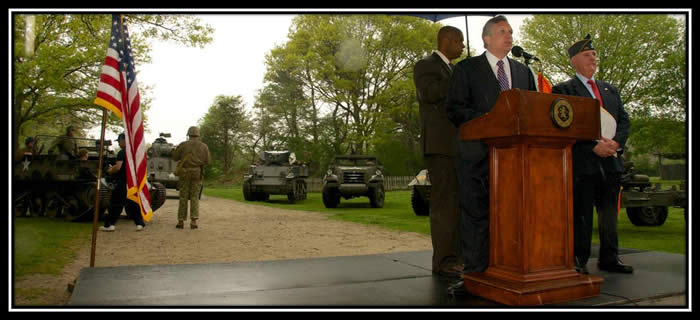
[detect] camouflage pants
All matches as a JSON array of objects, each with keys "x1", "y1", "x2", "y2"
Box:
[{"x1": 178, "y1": 170, "x2": 202, "y2": 221}]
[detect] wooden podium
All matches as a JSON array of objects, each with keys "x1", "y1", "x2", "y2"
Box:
[{"x1": 459, "y1": 89, "x2": 604, "y2": 306}]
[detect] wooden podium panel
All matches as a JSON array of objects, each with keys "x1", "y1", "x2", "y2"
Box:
[{"x1": 459, "y1": 90, "x2": 603, "y2": 305}]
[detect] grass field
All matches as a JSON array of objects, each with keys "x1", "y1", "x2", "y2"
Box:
[{"x1": 204, "y1": 184, "x2": 687, "y2": 254}]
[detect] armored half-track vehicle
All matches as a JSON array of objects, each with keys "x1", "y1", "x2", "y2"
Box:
[
  {"x1": 322, "y1": 155, "x2": 384, "y2": 208},
  {"x1": 147, "y1": 133, "x2": 178, "y2": 189},
  {"x1": 408, "y1": 169, "x2": 431, "y2": 216},
  {"x1": 242, "y1": 151, "x2": 308, "y2": 203},
  {"x1": 13, "y1": 135, "x2": 167, "y2": 221},
  {"x1": 620, "y1": 161, "x2": 687, "y2": 226}
]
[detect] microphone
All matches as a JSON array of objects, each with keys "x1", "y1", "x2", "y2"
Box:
[{"x1": 511, "y1": 46, "x2": 540, "y2": 62}]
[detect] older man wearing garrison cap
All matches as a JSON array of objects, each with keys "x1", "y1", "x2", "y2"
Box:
[{"x1": 552, "y1": 34, "x2": 632, "y2": 275}]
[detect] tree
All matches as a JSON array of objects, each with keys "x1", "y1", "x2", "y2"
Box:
[
  {"x1": 12, "y1": 14, "x2": 213, "y2": 152},
  {"x1": 199, "y1": 95, "x2": 250, "y2": 177},
  {"x1": 258, "y1": 14, "x2": 439, "y2": 174},
  {"x1": 519, "y1": 14, "x2": 686, "y2": 118},
  {"x1": 519, "y1": 14, "x2": 687, "y2": 165}
]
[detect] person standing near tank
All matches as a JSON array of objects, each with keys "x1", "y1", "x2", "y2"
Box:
[
  {"x1": 100, "y1": 133, "x2": 146, "y2": 232},
  {"x1": 50, "y1": 126, "x2": 79, "y2": 160},
  {"x1": 413, "y1": 25, "x2": 465, "y2": 278},
  {"x1": 172, "y1": 126, "x2": 210, "y2": 229}
]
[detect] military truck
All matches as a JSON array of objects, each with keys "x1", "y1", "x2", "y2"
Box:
[
  {"x1": 408, "y1": 169, "x2": 430, "y2": 216},
  {"x1": 242, "y1": 151, "x2": 308, "y2": 203},
  {"x1": 13, "y1": 135, "x2": 167, "y2": 221},
  {"x1": 620, "y1": 161, "x2": 687, "y2": 226},
  {"x1": 408, "y1": 163, "x2": 687, "y2": 226},
  {"x1": 146, "y1": 133, "x2": 179, "y2": 189},
  {"x1": 322, "y1": 155, "x2": 385, "y2": 208}
]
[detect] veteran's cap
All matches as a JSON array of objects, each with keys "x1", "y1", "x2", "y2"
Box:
[{"x1": 568, "y1": 34, "x2": 595, "y2": 58}]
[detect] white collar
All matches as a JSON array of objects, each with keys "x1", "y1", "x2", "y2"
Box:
[
  {"x1": 485, "y1": 50, "x2": 507, "y2": 68},
  {"x1": 576, "y1": 73, "x2": 596, "y2": 84},
  {"x1": 433, "y1": 50, "x2": 451, "y2": 67}
]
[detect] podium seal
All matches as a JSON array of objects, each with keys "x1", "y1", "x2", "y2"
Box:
[{"x1": 551, "y1": 98, "x2": 573, "y2": 128}]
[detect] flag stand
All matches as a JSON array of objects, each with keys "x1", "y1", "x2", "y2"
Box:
[{"x1": 90, "y1": 109, "x2": 109, "y2": 267}]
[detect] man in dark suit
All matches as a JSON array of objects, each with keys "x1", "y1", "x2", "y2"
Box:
[
  {"x1": 446, "y1": 15, "x2": 536, "y2": 291},
  {"x1": 552, "y1": 34, "x2": 632, "y2": 274},
  {"x1": 413, "y1": 26, "x2": 465, "y2": 278}
]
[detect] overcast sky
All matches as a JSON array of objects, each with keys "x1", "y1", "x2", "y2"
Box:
[{"x1": 98, "y1": 12, "x2": 530, "y2": 146}]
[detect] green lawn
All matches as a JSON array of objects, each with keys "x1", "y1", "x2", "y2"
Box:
[
  {"x1": 13, "y1": 218, "x2": 92, "y2": 278},
  {"x1": 205, "y1": 184, "x2": 687, "y2": 254}
]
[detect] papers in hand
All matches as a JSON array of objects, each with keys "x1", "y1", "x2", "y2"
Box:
[
  {"x1": 600, "y1": 107, "x2": 616, "y2": 139},
  {"x1": 599, "y1": 107, "x2": 618, "y2": 157}
]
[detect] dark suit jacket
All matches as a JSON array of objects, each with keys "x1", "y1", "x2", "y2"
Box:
[
  {"x1": 447, "y1": 52, "x2": 536, "y2": 177},
  {"x1": 413, "y1": 52, "x2": 456, "y2": 157},
  {"x1": 551, "y1": 76, "x2": 630, "y2": 175}
]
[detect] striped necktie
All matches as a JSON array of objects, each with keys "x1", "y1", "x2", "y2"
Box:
[{"x1": 497, "y1": 60, "x2": 509, "y2": 91}]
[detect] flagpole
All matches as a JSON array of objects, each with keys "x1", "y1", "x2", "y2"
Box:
[{"x1": 90, "y1": 110, "x2": 109, "y2": 267}]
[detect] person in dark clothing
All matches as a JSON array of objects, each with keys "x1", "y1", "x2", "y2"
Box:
[
  {"x1": 552, "y1": 34, "x2": 632, "y2": 274},
  {"x1": 413, "y1": 25, "x2": 465, "y2": 278},
  {"x1": 100, "y1": 133, "x2": 145, "y2": 232},
  {"x1": 445, "y1": 15, "x2": 536, "y2": 295}
]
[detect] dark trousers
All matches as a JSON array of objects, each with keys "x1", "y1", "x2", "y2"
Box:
[
  {"x1": 455, "y1": 157, "x2": 490, "y2": 273},
  {"x1": 425, "y1": 155, "x2": 461, "y2": 271},
  {"x1": 573, "y1": 170, "x2": 621, "y2": 266},
  {"x1": 105, "y1": 181, "x2": 144, "y2": 227}
]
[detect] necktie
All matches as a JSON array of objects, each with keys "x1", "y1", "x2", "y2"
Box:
[
  {"x1": 497, "y1": 60, "x2": 509, "y2": 91},
  {"x1": 587, "y1": 79, "x2": 604, "y2": 108}
]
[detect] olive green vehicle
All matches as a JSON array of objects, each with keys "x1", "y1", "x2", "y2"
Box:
[
  {"x1": 408, "y1": 169, "x2": 430, "y2": 216},
  {"x1": 13, "y1": 135, "x2": 167, "y2": 221},
  {"x1": 408, "y1": 163, "x2": 687, "y2": 226},
  {"x1": 242, "y1": 151, "x2": 308, "y2": 203},
  {"x1": 146, "y1": 133, "x2": 179, "y2": 189},
  {"x1": 322, "y1": 155, "x2": 385, "y2": 208},
  {"x1": 620, "y1": 161, "x2": 687, "y2": 226}
]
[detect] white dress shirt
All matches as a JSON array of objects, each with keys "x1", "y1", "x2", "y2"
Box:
[{"x1": 485, "y1": 50, "x2": 511, "y2": 89}]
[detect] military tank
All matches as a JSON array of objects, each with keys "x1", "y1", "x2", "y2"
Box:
[
  {"x1": 13, "y1": 135, "x2": 167, "y2": 221},
  {"x1": 242, "y1": 151, "x2": 308, "y2": 203},
  {"x1": 146, "y1": 133, "x2": 179, "y2": 189}
]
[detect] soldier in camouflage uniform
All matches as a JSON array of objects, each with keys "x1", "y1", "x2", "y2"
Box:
[{"x1": 172, "y1": 126, "x2": 210, "y2": 229}]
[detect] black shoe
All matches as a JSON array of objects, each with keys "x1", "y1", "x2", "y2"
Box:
[
  {"x1": 598, "y1": 259, "x2": 634, "y2": 274},
  {"x1": 447, "y1": 279, "x2": 469, "y2": 296},
  {"x1": 574, "y1": 257, "x2": 589, "y2": 275}
]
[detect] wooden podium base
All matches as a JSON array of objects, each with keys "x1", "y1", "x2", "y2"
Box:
[{"x1": 463, "y1": 272, "x2": 603, "y2": 306}]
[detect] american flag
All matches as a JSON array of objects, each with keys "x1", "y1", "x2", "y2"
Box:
[{"x1": 94, "y1": 14, "x2": 152, "y2": 222}]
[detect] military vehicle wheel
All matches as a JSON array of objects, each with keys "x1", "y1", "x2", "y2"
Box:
[
  {"x1": 242, "y1": 181, "x2": 254, "y2": 201},
  {"x1": 13, "y1": 191, "x2": 30, "y2": 217},
  {"x1": 411, "y1": 187, "x2": 429, "y2": 216},
  {"x1": 45, "y1": 196, "x2": 64, "y2": 218},
  {"x1": 626, "y1": 206, "x2": 669, "y2": 226},
  {"x1": 29, "y1": 195, "x2": 46, "y2": 217},
  {"x1": 63, "y1": 195, "x2": 84, "y2": 221},
  {"x1": 369, "y1": 185, "x2": 385, "y2": 208},
  {"x1": 322, "y1": 188, "x2": 340, "y2": 208},
  {"x1": 150, "y1": 182, "x2": 168, "y2": 212}
]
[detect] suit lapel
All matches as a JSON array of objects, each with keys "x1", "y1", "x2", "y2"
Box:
[
  {"x1": 507, "y1": 58, "x2": 519, "y2": 89},
  {"x1": 476, "y1": 54, "x2": 499, "y2": 93},
  {"x1": 572, "y1": 77, "x2": 594, "y2": 100},
  {"x1": 432, "y1": 52, "x2": 453, "y2": 77}
]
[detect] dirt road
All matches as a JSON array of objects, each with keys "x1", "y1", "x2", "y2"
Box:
[{"x1": 15, "y1": 194, "x2": 432, "y2": 306}]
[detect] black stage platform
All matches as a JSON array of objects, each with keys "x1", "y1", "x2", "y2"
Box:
[{"x1": 69, "y1": 247, "x2": 687, "y2": 308}]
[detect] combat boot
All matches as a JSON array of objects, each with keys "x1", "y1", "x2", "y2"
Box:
[
  {"x1": 176, "y1": 220, "x2": 184, "y2": 229},
  {"x1": 190, "y1": 219, "x2": 198, "y2": 229}
]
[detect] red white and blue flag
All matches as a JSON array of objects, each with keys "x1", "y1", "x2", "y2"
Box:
[{"x1": 94, "y1": 14, "x2": 152, "y2": 222}]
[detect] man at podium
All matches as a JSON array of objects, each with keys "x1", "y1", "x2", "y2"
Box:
[
  {"x1": 551, "y1": 34, "x2": 632, "y2": 274},
  {"x1": 446, "y1": 15, "x2": 536, "y2": 291}
]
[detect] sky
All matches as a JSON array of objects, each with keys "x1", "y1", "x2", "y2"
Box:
[{"x1": 95, "y1": 11, "x2": 531, "y2": 146}]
